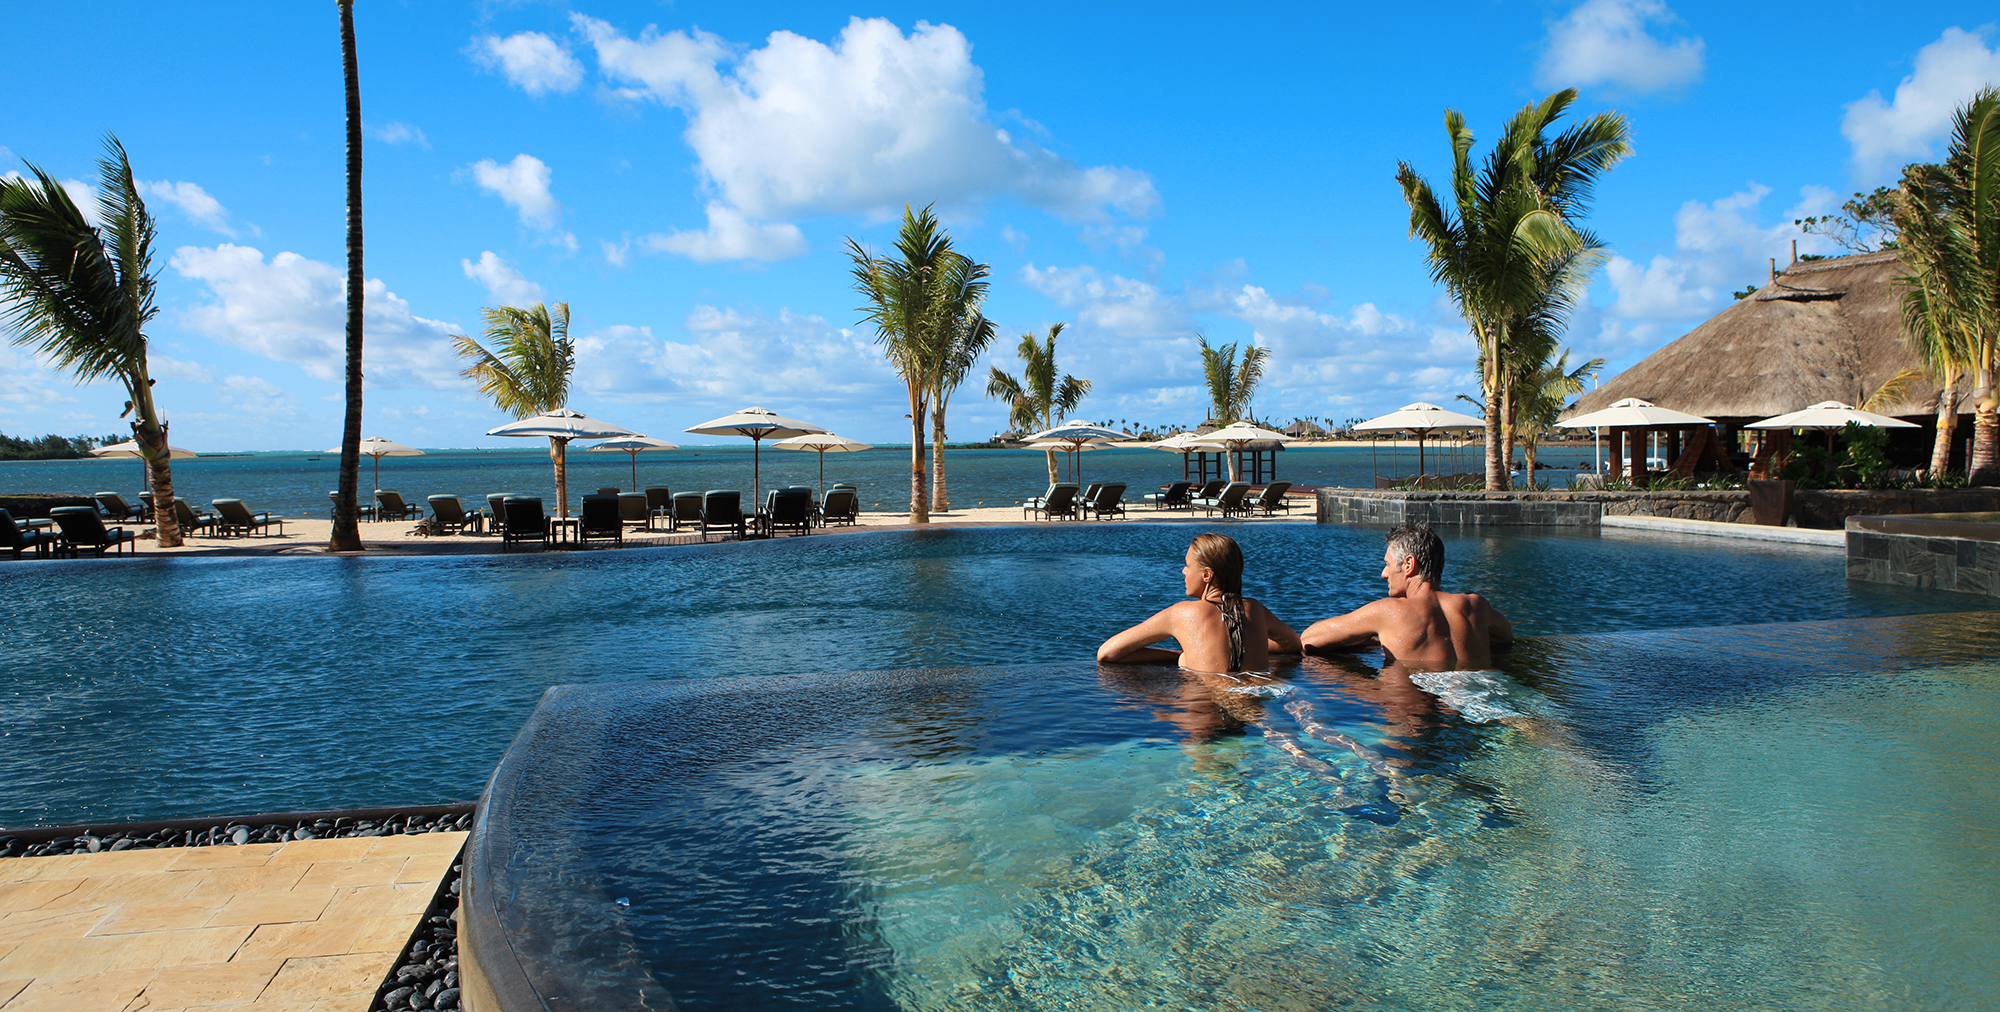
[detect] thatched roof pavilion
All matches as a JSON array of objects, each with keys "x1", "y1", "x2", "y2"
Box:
[{"x1": 1565, "y1": 250, "x2": 1961, "y2": 425}]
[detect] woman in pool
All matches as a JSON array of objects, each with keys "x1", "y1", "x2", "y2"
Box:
[{"x1": 1096, "y1": 532, "x2": 1302, "y2": 673}]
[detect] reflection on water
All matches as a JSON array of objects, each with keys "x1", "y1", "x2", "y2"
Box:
[{"x1": 475, "y1": 611, "x2": 2000, "y2": 1010}]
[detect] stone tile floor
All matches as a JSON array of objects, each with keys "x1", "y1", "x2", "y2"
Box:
[{"x1": 0, "y1": 833, "x2": 466, "y2": 1012}]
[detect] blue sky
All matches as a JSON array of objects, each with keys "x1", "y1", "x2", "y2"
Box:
[{"x1": 4, "y1": 1, "x2": 1998, "y2": 449}]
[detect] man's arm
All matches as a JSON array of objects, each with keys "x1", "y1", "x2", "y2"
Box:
[
  {"x1": 1478, "y1": 595, "x2": 1513, "y2": 648},
  {"x1": 1299, "y1": 601, "x2": 1389, "y2": 653},
  {"x1": 1097, "y1": 605, "x2": 1187, "y2": 663}
]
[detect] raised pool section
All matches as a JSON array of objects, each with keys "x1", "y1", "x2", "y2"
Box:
[{"x1": 463, "y1": 611, "x2": 2000, "y2": 1010}]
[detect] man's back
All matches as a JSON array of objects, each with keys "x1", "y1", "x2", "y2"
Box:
[{"x1": 1299, "y1": 523, "x2": 1512, "y2": 671}]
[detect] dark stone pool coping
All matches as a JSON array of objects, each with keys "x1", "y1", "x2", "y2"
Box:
[{"x1": 1847, "y1": 513, "x2": 2000, "y2": 598}]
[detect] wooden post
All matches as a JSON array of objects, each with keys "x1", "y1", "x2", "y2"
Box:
[
  {"x1": 1630, "y1": 426, "x2": 1649, "y2": 483},
  {"x1": 1608, "y1": 427, "x2": 1625, "y2": 479}
]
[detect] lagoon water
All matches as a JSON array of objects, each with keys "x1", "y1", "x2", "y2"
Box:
[{"x1": 0, "y1": 442, "x2": 1600, "y2": 516}]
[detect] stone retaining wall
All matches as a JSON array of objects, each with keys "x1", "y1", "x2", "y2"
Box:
[
  {"x1": 1316, "y1": 487, "x2": 2000, "y2": 529},
  {"x1": 1847, "y1": 527, "x2": 2000, "y2": 598},
  {"x1": 1797, "y1": 489, "x2": 2000, "y2": 529}
]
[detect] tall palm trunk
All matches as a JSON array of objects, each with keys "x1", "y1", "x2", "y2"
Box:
[
  {"x1": 550, "y1": 437, "x2": 570, "y2": 518},
  {"x1": 1044, "y1": 449, "x2": 1059, "y2": 485},
  {"x1": 133, "y1": 379, "x2": 180, "y2": 547},
  {"x1": 330, "y1": 0, "x2": 365, "y2": 551},
  {"x1": 930, "y1": 408, "x2": 949, "y2": 512},
  {"x1": 1931, "y1": 379, "x2": 1960, "y2": 478},
  {"x1": 907, "y1": 389, "x2": 929, "y2": 523},
  {"x1": 1973, "y1": 359, "x2": 1998, "y2": 485},
  {"x1": 1482, "y1": 344, "x2": 1508, "y2": 491}
]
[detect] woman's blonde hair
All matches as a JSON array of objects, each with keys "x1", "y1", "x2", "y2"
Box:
[{"x1": 1189, "y1": 532, "x2": 1247, "y2": 670}]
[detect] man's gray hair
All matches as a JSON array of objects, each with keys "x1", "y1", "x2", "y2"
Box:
[{"x1": 1385, "y1": 521, "x2": 1443, "y2": 585}]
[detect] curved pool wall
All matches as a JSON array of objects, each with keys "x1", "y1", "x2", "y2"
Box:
[
  {"x1": 3, "y1": 522, "x2": 1991, "y2": 828},
  {"x1": 464, "y1": 613, "x2": 2000, "y2": 1011}
]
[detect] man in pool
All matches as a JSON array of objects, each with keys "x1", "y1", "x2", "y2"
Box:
[{"x1": 1299, "y1": 521, "x2": 1512, "y2": 671}]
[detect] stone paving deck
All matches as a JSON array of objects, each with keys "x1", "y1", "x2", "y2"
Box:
[
  {"x1": 1600, "y1": 513, "x2": 1844, "y2": 547},
  {"x1": 0, "y1": 833, "x2": 466, "y2": 1012}
]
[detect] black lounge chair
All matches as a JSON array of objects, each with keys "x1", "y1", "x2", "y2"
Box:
[
  {"x1": 644, "y1": 486, "x2": 674, "y2": 529},
  {"x1": 579, "y1": 494, "x2": 624, "y2": 547},
  {"x1": 328, "y1": 490, "x2": 376, "y2": 522},
  {"x1": 1083, "y1": 482, "x2": 1128, "y2": 520},
  {"x1": 502, "y1": 497, "x2": 552, "y2": 550},
  {"x1": 1144, "y1": 481, "x2": 1194, "y2": 510},
  {"x1": 820, "y1": 487, "x2": 859, "y2": 526},
  {"x1": 212, "y1": 499, "x2": 285, "y2": 536},
  {"x1": 49, "y1": 506, "x2": 137, "y2": 556},
  {"x1": 174, "y1": 499, "x2": 219, "y2": 537},
  {"x1": 0, "y1": 509, "x2": 58, "y2": 559},
  {"x1": 1023, "y1": 483, "x2": 1081, "y2": 521},
  {"x1": 94, "y1": 492, "x2": 144, "y2": 522},
  {"x1": 763, "y1": 487, "x2": 813, "y2": 537},
  {"x1": 376, "y1": 490, "x2": 423, "y2": 521},
  {"x1": 700, "y1": 490, "x2": 747, "y2": 542},
  {"x1": 669, "y1": 492, "x2": 704, "y2": 532},
  {"x1": 1250, "y1": 481, "x2": 1294, "y2": 515},
  {"x1": 485, "y1": 493, "x2": 523, "y2": 535},
  {"x1": 1078, "y1": 482, "x2": 1105, "y2": 507},
  {"x1": 1191, "y1": 479, "x2": 1227, "y2": 501},
  {"x1": 617, "y1": 492, "x2": 651, "y2": 529},
  {"x1": 427, "y1": 496, "x2": 480, "y2": 535},
  {"x1": 1194, "y1": 482, "x2": 1252, "y2": 518}
]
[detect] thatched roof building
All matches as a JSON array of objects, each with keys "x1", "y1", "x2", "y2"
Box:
[
  {"x1": 1282, "y1": 419, "x2": 1329, "y2": 438},
  {"x1": 1564, "y1": 250, "x2": 1960, "y2": 425}
]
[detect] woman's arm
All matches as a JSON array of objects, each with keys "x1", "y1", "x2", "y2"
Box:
[
  {"x1": 1097, "y1": 605, "x2": 1186, "y2": 663},
  {"x1": 1257, "y1": 601, "x2": 1303, "y2": 654}
]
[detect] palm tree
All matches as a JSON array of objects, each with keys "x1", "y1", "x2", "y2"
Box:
[
  {"x1": 1898, "y1": 266, "x2": 1967, "y2": 478},
  {"x1": 987, "y1": 322, "x2": 1090, "y2": 484},
  {"x1": 1894, "y1": 87, "x2": 2000, "y2": 484},
  {"x1": 1197, "y1": 335, "x2": 1270, "y2": 480},
  {"x1": 1513, "y1": 349, "x2": 1603, "y2": 480},
  {"x1": 1397, "y1": 89, "x2": 1630, "y2": 490},
  {"x1": 330, "y1": 0, "x2": 366, "y2": 551},
  {"x1": 0, "y1": 136, "x2": 183, "y2": 547},
  {"x1": 847, "y1": 204, "x2": 981, "y2": 522},
  {"x1": 452, "y1": 303, "x2": 578, "y2": 514},
  {"x1": 929, "y1": 303, "x2": 996, "y2": 512}
]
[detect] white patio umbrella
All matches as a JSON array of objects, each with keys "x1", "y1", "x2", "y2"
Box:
[
  {"x1": 93, "y1": 440, "x2": 198, "y2": 491},
  {"x1": 1145, "y1": 431, "x2": 1225, "y2": 452},
  {"x1": 1747, "y1": 400, "x2": 1918, "y2": 453},
  {"x1": 587, "y1": 436, "x2": 680, "y2": 492},
  {"x1": 322, "y1": 436, "x2": 423, "y2": 490},
  {"x1": 684, "y1": 407, "x2": 828, "y2": 497},
  {"x1": 488, "y1": 408, "x2": 640, "y2": 517},
  {"x1": 1354, "y1": 402, "x2": 1484, "y2": 478},
  {"x1": 1028, "y1": 438, "x2": 1106, "y2": 484},
  {"x1": 1194, "y1": 421, "x2": 1294, "y2": 482},
  {"x1": 1554, "y1": 397, "x2": 1715, "y2": 429},
  {"x1": 1026, "y1": 422, "x2": 1131, "y2": 484},
  {"x1": 772, "y1": 432, "x2": 871, "y2": 499}
]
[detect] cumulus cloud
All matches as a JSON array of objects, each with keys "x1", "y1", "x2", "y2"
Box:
[
  {"x1": 138, "y1": 180, "x2": 235, "y2": 236},
  {"x1": 1537, "y1": 0, "x2": 1704, "y2": 93},
  {"x1": 461, "y1": 251, "x2": 545, "y2": 306},
  {"x1": 571, "y1": 15, "x2": 1157, "y2": 261},
  {"x1": 150, "y1": 356, "x2": 215, "y2": 385},
  {"x1": 168, "y1": 243, "x2": 463, "y2": 388},
  {"x1": 216, "y1": 375, "x2": 297, "y2": 418},
  {"x1": 638, "y1": 203, "x2": 808, "y2": 263},
  {"x1": 372, "y1": 121, "x2": 430, "y2": 147},
  {"x1": 471, "y1": 153, "x2": 563, "y2": 230},
  {"x1": 1021, "y1": 264, "x2": 1187, "y2": 338},
  {"x1": 1843, "y1": 27, "x2": 2000, "y2": 181},
  {"x1": 471, "y1": 31, "x2": 585, "y2": 95},
  {"x1": 1216, "y1": 286, "x2": 1477, "y2": 409}
]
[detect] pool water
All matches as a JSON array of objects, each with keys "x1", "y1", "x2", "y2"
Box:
[
  {"x1": 470, "y1": 611, "x2": 2000, "y2": 1011},
  {"x1": 0, "y1": 522, "x2": 1989, "y2": 827}
]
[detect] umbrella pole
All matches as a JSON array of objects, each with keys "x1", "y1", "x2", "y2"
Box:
[
  {"x1": 753, "y1": 437, "x2": 761, "y2": 501},
  {"x1": 1418, "y1": 432, "x2": 1426, "y2": 482},
  {"x1": 630, "y1": 450, "x2": 638, "y2": 492},
  {"x1": 818, "y1": 450, "x2": 826, "y2": 501},
  {"x1": 372, "y1": 454, "x2": 380, "y2": 491}
]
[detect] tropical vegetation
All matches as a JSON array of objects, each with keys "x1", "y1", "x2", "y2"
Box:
[
  {"x1": 0, "y1": 432, "x2": 121, "y2": 461},
  {"x1": 1893, "y1": 86, "x2": 2000, "y2": 486},
  {"x1": 848, "y1": 205, "x2": 989, "y2": 522},
  {"x1": 1197, "y1": 335, "x2": 1268, "y2": 427},
  {"x1": 330, "y1": 0, "x2": 368, "y2": 551},
  {"x1": 1397, "y1": 88, "x2": 1630, "y2": 490},
  {"x1": 452, "y1": 302, "x2": 580, "y2": 515},
  {"x1": 0, "y1": 135, "x2": 185, "y2": 546},
  {"x1": 928, "y1": 294, "x2": 996, "y2": 513},
  {"x1": 988, "y1": 322, "x2": 1091, "y2": 484}
]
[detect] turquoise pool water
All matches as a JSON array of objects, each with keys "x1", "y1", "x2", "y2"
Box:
[
  {"x1": 471, "y1": 612, "x2": 2000, "y2": 1011},
  {"x1": 0, "y1": 523, "x2": 1989, "y2": 827}
]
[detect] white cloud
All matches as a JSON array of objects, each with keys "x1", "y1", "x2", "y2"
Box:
[
  {"x1": 471, "y1": 31, "x2": 585, "y2": 96},
  {"x1": 570, "y1": 307, "x2": 900, "y2": 418},
  {"x1": 461, "y1": 251, "x2": 544, "y2": 306},
  {"x1": 168, "y1": 243, "x2": 464, "y2": 389},
  {"x1": 1021, "y1": 264, "x2": 1187, "y2": 338},
  {"x1": 471, "y1": 153, "x2": 562, "y2": 230},
  {"x1": 1843, "y1": 27, "x2": 2000, "y2": 181},
  {"x1": 150, "y1": 356, "x2": 215, "y2": 385},
  {"x1": 573, "y1": 15, "x2": 1158, "y2": 261},
  {"x1": 138, "y1": 180, "x2": 234, "y2": 236},
  {"x1": 1216, "y1": 286, "x2": 1478, "y2": 408},
  {"x1": 216, "y1": 375, "x2": 297, "y2": 418},
  {"x1": 1537, "y1": 0, "x2": 1704, "y2": 93},
  {"x1": 639, "y1": 203, "x2": 808, "y2": 263},
  {"x1": 372, "y1": 121, "x2": 430, "y2": 147}
]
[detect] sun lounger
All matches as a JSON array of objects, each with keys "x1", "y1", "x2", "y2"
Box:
[
  {"x1": 1023, "y1": 483, "x2": 1081, "y2": 521},
  {"x1": 49, "y1": 506, "x2": 137, "y2": 556},
  {"x1": 700, "y1": 490, "x2": 747, "y2": 542},
  {"x1": 0, "y1": 509, "x2": 58, "y2": 559},
  {"x1": 502, "y1": 497, "x2": 552, "y2": 550},
  {"x1": 1079, "y1": 482, "x2": 1104, "y2": 507},
  {"x1": 485, "y1": 493, "x2": 523, "y2": 535},
  {"x1": 1144, "y1": 481, "x2": 1194, "y2": 510},
  {"x1": 820, "y1": 488, "x2": 859, "y2": 526},
  {"x1": 645, "y1": 486, "x2": 674, "y2": 529},
  {"x1": 1083, "y1": 482, "x2": 1128, "y2": 520},
  {"x1": 1250, "y1": 481, "x2": 1294, "y2": 515},
  {"x1": 94, "y1": 492, "x2": 144, "y2": 522},
  {"x1": 426, "y1": 496, "x2": 481, "y2": 535},
  {"x1": 579, "y1": 494, "x2": 624, "y2": 547},
  {"x1": 174, "y1": 499, "x2": 218, "y2": 537},
  {"x1": 328, "y1": 491, "x2": 376, "y2": 522},
  {"x1": 375, "y1": 490, "x2": 423, "y2": 521},
  {"x1": 212, "y1": 499, "x2": 285, "y2": 537},
  {"x1": 617, "y1": 492, "x2": 650, "y2": 529},
  {"x1": 1193, "y1": 482, "x2": 1252, "y2": 518},
  {"x1": 763, "y1": 487, "x2": 813, "y2": 537},
  {"x1": 1192, "y1": 479, "x2": 1227, "y2": 501},
  {"x1": 669, "y1": 492, "x2": 704, "y2": 532}
]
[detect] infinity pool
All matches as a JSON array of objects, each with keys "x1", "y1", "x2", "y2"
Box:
[
  {"x1": 0, "y1": 523, "x2": 1989, "y2": 826},
  {"x1": 468, "y1": 612, "x2": 2000, "y2": 1011}
]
